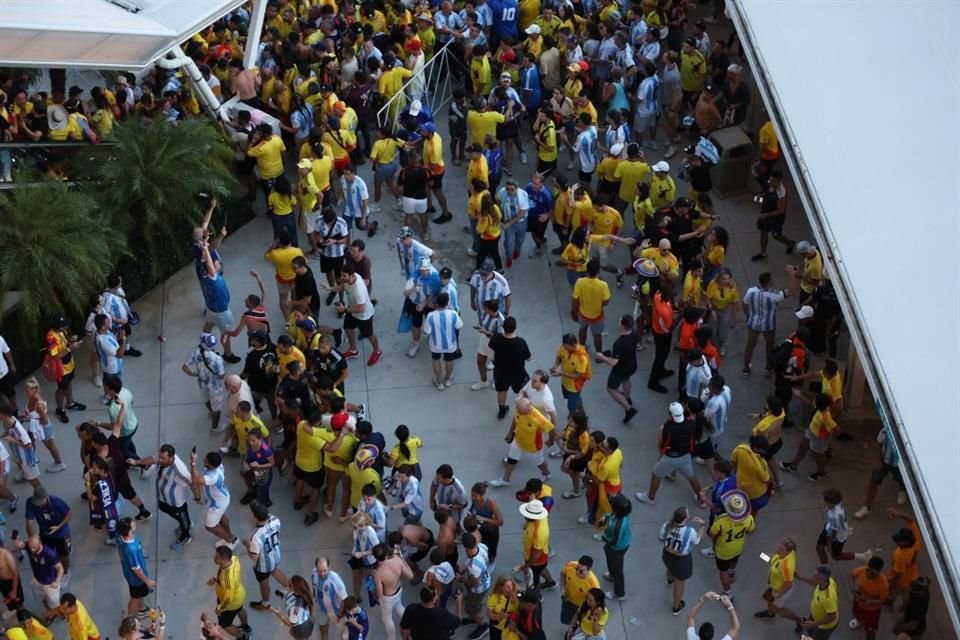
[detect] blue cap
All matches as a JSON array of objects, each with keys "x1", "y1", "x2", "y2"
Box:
[
  {"x1": 420, "y1": 122, "x2": 436, "y2": 134},
  {"x1": 200, "y1": 333, "x2": 218, "y2": 350},
  {"x1": 296, "y1": 318, "x2": 318, "y2": 332}
]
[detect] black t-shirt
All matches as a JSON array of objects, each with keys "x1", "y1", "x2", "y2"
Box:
[
  {"x1": 294, "y1": 267, "x2": 322, "y2": 317},
  {"x1": 243, "y1": 345, "x2": 278, "y2": 394},
  {"x1": 276, "y1": 376, "x2": 313, "y2": 412},
  {"x1": 663, "y1": 419, "x2": 696, "y2": 456},
  {"x1": 688, "y1": 164, "x2": 713, "y2": 193},
  {"x1": 489, "y1": 334, "x2": 531, "y2": 382},
  {"x1": 399, "y1": 604, "x2": 459, "y2": 640},
  {"x1": 902, "y1": 591, "x2": 929, "y2": 635},
  {"x1": 610, "y1": 331, "x2": 639, "y2": 377},
  {"x1": 398, "y1": 166, "x2": 430, "y2": 199},
  {"x1": 722, "y1": 79, "x2": 751, "y2": 125},
  {"x1": 667, "y1": 210, "x2": 702, "y2": 259},
  {"x1": 314, "y1": 349, "x2": 348, "y2": 381}
]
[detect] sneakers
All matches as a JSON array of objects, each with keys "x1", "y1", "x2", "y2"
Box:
[
  {"x1": 854, "y1": 506, "x2": 871, "y2": 519},
  {"x1": 55, "y1": 409, "x2": 68, "y2": 424},
  {"x1": 434, "y1": 379, "x2": 445, "y2": 391},
  {"x1": 576, "y1": 514, "x2": 590, "y2": 525},
  {"x1": 304, "y1": 512, "x2": 320, "y2": 526},
  {"x1": 779, "y1": 461, "x2": 798, "y2": 472},
  {"x1": 647, "y1": 382, "x2": 668, "y2": 394},
  {"x1": 444, "y1": 377, "x2": 454, "y2": 388},
  {"x1": 406, "y1": 341, "x2": 421, "y2": 357},
  {"x1": 356, "y1": 403, "x2": 368, "y2": 422},
  {"x1": 671, "y1": 600, "x2": 685, "y2": 615},
  {"x1": 9, "y1": 495, "x2": 18, "y2": 513},
  {"x1": 486, "y1": 360, "x2": 494, "y2": 370},
  {"x1": 520, "y1": 152, "x2": 528, "y2": 165},
  {"x1": 333, "y1": 328, "x2": 343, "y2": 347},
  {"x1": 343, "y1": 348, "x2": 360, "y2": 360},
  {"x1": 471, "y1": 381, "x2": 490, "y2": 391},
  {"x1": 549, "y1": 449, "x2": 565, "y2": 459},
  {"x1": 325, "y1": 291, "x2": 338, "y2": 306},
  {"x1": 369, "y1": 203, "x2": 383, "y2": 213},
  {"x1": 566, "y1": 159, "x2": 577, "y2": 170},
  {"x1": 750, "y1": 252, "x2": 768, "y2": 262},
  {"x1": 616, "y1": 270, "x2": 624, "y2": 288},
  {"x1": 540, "y1": 580, "x2": 557, "y2": 591},
  {"x1": 664, "y1": 145, "x2": 677, "y2": 158},
  {"x1": 135, "y1": 509, "x2": 152, "y2": 521},
  {"x1": 433, "y1": 213, "x2": 453, "y2": 225},
  {"x1": 605, "y1": 591, "x2": 626, "y2": 601},
  {"x1": 496, "y1": 405, "x2": 509, "y2": 420},
  {"x1": 124, "y1": 348, "x2": 143, "y2": 358},
  {"x1": 488, "y1": 478, "x2": 510, "y2": 488},
  {"x1": 561, "y1": 490, "x2": 581, "y2": 499},
  {"x1": 603, "y1": 571, "x2": 613, "y2": 581},
  {"x1": 700, "y1": 548, "x2": 716, "y2": 558},
  {"x1": 169, "y1": 535, "x2": 192, "y2": 550},
  {"x1": 808, "y1": 472, "x2": 827, "y2": 481},
  {"x1": 92, "y1": 375, "x2": 103, "y2": 388},
  {"x1": 367, "y1": 350, "x2": 383, "y2": 366},
  {"x1": 467, "y1": 623, "x2": 490, "y2": 640},
  {"x1": 539, "y1": 473, "x2": 552, "y2": 482},
  {"x1": 741, "y1": 365, "x2": 751, "y2": 378},
  {"x1": 104, "y1": 537, "x2": 118, "y2": 546},
  {"x1": 223, "y1": 353, "x2": 242, "y2": 364},
  {"x1": 592, "y1": 532, "x2": 604, "y2": 541},
  {"x1": 467, "y1": 248, "x2": 478, "y2": 257},
  {"x1": 634, "y1": 492, "x2": 656, "y2": 505},
  {"x1": 46, "y1": 462, "x2": 67, "y2": 473}
]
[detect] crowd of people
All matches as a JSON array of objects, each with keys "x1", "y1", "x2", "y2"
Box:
[{"x1": 0, "y1": 0, "x2": 938, "y2": 639}]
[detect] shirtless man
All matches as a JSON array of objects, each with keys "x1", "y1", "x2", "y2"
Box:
[
  {"x1": 373, "y1": 542, "x2": 413, "y2": 640},
  {"x1": 434, "y1": 510, "x2": 459, "y2": 569},
  {"x1": 0, "y1": 544, "x2": 24, "y2": 615},
  {"x1": 229, "y1": 60, "x2": 261, "y2": 108},
  {"x1": 397, "y1": 525, "x2": 433, "y2": 582}
]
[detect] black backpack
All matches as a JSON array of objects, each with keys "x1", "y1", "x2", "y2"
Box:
[{"x1": 770, "y1": 338, "x2": 808, "y2": 374}]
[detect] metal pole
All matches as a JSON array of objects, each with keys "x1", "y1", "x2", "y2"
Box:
[{"x1": 243, "y1": 0, "x2": 269, "y2": 70}]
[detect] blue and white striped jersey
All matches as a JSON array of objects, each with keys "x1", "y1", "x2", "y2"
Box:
[
  {"x1": 312, "y1": 568, "x2": 348, "y2": 616},
  {"x1": 156, "y1": 455, "x2": 192, "y2": 507},
  {"x1": 824, "y1": 503, "x2": 849, "y2": 543},
  {"x1": 441, "y1": 280, "x2": 461, "y2": 313},
  {"x1": 360, "y1": 498, "x2": 387, "y2": 543},
  {"x1": 6, "y1": 418, "x2": 37, "y2": 468},
  {"x1": 423, "y1": 309, "x2": 464, "y2": 354},
  {"x1": 574, "y1": 126, "x2": 598, "y2": 173},
  {"x1": 399, "y1": 476, "x2": 424, "y2": 520},
  {"x1": 202, "y1": 465, "x2": 231, "y2": 510},
  {"x1": 341, "y1": 176, "x2": 369, "y2": 219},
  {"x1": 353, "y1": 525, "x2": 380, "y2": 567},
  {"x1": 469, "y1": 272, "x2": 511, "y2": 318},
  {"x1": 743, "y1": 286, "x2": 786, "y2": 333},
  {"x1": 659, "y1": 523, "x2": 701, "y2": 556},
  {"x1": 250, "y1": 515, "x2": 282, "y2": 573},
  {"x1": 702, "y1": 385, "x2": 732, "y2": 437},
  {"x1": 465, "y1": 551, "x2": 491, "y2": 594}
]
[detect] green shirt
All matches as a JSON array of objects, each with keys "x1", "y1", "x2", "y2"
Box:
[{"x1": 108, "y1": 387, "x2": 138, "y2": 437}]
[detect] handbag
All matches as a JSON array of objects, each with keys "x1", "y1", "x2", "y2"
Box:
[{"x1": 41, "y1": 352, "x2": 64, "y2": 383}]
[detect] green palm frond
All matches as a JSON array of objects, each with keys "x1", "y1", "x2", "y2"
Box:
[
  {"x1": 97, "y1": 118, "x2": 236, "y2": 280},
  {"x1": 0, "y1": 178, "x2": 129, "y2": 336}
]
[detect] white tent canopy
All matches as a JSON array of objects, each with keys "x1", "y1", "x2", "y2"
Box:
[
  {"x1": 0, "y1": 0, "x2": 246, "y2": 70},
  {"x1": 731, "y1": 0, "x2": 960, "y2": 630}
]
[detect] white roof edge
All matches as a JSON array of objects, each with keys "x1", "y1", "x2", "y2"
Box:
[{"x1": 729, "y1": 0, "x2": 960, "y2": 632}]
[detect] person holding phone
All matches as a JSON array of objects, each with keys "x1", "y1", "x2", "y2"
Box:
[{"x1": 686, "y1": 591, "x2": 740, "y2": 639}]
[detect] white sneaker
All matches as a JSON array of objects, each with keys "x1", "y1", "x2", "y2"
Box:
[
  {"x1": 693, "y1": 457, "x2": 705, "y2": 465},
  {"x1": 634, "y1": 492, "x2": 656, "y2": 505},
  {"x1": 664, "y1": 145, "x2": 678, "y2": 159},
  {"x1": 549, "y1": 450, "x2": 564, "y2": 459},
  {"x1": 561, "y1": 490, "x2": 581, "y2": 498},
  {"x1": 854, "y1": 506, "x2": 870, "y2": 519},
  {"x1": 92, "y1": 376, "x2": 103, "y2": 388},
  {"x1": 46, "y1": 462, "x2": 67, "y2": 473},
  {"x1": 435, "y1": 380, "x2": 445, "y2": 391},
  {"x1": 566, "y1": 159, "x2": 577, "y2": 170},
  {"x1": 488, "y1": 478, "x2": 510, "y2": 488},
  {"x1": 700, "y1": 548, "x2": 716, "y2": 558},
  {"x1": 520, "y1": 152, "x2": 528, "y2": 165},
  {"x1": 605, "y1": 591, "x2": 626, "y2": 601},
  {"x1": 849, "y1": 618, "x2": 862, "y2": 630},
  {"x1": 467, "y1": 248, "x2": 478, "y2": 257},
  {"x1": 897, "y1": 490, "x2": 907, "y2": 505},
  {"x1": 407, "y1": 341, "x2": 421, "y2": 357},
  {"x1": 548, "y1": 549, "x2": 556, "y2": 558},
  {"x1": 576, "y1": 514, "x2": 590, "y2": 525},
  {"x1": 486, "y1": 360, "x2": 494, "y2": 370},
  {"x1": 719, "y1": 346, "x2": 727, "y2": 357},
  {"x1": 539, "y1": 473, "x2": 551, "y2": 482},
  {"x1": 471, "y1": 381, "x2": 490, "y2": 391},
  {"x1": 592, "y1": 533, "x2": 604, "y2": 541},
  {"x1": 444, "y1": 377, "x2": 454, "y2": 388},
  {"x1": 369, "y1": 203, "x2": 382, "y2": 212},
  {"x1": 603, "y1": 571, "x2": 613, "y2": 580}
]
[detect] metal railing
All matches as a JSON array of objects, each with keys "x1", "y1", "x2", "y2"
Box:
[{"x1": 376, "y1": 38, "x2": 469, "y2": 131}]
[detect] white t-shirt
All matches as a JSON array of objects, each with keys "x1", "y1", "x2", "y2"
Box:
[
  {"x1": 344, "y1": 276, "x2": 374, "y2": 321},
  {"x1": 519, "y1": 380, "x2": 556, "y2": 420},
  {"x1": 0, "y1": 336, "x2": 9, "y2": 379},
  {"x1": 687, "y1": 628, "x2": 731, "y2": 640}
]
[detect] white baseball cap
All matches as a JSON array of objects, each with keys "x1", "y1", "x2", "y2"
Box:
[
  {"x1": 525, "y1": 24, "x2": 541, "y2": 35},
  {"x1": 795, "y1": 305, "x2": 815, "y2": 320},
  {"x1": 652, "y1": 161, "x2": 670, "y2": 172},
  {"x1": 669, "y1": 402, "x2": 685, "y2": 423},
  {"x1": 408, "y1": 99, "x2": 422, "y2": 116}
]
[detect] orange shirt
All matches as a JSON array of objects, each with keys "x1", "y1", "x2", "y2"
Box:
[
  {"x1": 852, "y1": 566, "x2": 890, "y2": 610},
  {"x1": 677, "y1": 319, "x2": 698, "y2": 351},
  {"x1": 651, "y1": 292, "x2": 674, "y2": 335},
  {"x1": 890, "y1": 522, "x2": 923, "y2": 591}
]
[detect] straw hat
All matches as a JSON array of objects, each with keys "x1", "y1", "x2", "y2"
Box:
[
  {"x1": 48, "y1": 104, "x2": 69, "y2": 131},
  {"x1": 632, "y1": 258, "x2": 659, "y2": 278},
  {"x1": 721, "y1": 489, "x2": 751, "y2": 521},
  {"x1": 519, "y1": 499, "x2": 549, "y2": 520}
]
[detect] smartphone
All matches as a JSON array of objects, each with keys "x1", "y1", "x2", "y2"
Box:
[
  {"x1": 274, "y1": 589, "x2": 284, "y2": 598},
  {"x1": 759, "y1": 552, "x2": 771, "y2": 563},
  {"x1": 192, "y1": 445, "x2": 197, "y2": 455}
]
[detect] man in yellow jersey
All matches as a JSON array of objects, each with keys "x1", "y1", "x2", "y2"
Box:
[
  {"x1": 210, "y1": 545, "x2": 249, "y2": 636},
  {"x1": 707, "y1": 490, "x2": 756, "y2": 596},
  {"x1": 294, "y1": 411, "x2": 327, "y2": 525},
  {"x1": 247, "y1": 123, "x2": 286, "y2": 203},
  {"x1": 679, "y1": 37, "x2": 707, "y2": 109},
  {"x1": 613, "y1": 143, "x2": 651, "y2": 212},
  {"x1": 418, "y1": 123, "x2": 452, "y2": 223},
  {"x1": 551, "y1": 333, "x2": 592, "y2": 415},
  {"x1": 796, "y1": 566, "x2": 840, "y2": 638},
  {"x1": 559, "y1": 555, "x2": 600, "y2": 624},
  {"x1": 264, "y1": 231, "x2": 305, "y2": 319},
  {"x1": 588, "y1": 198, "x2": 623, "y2": 274},
  {"x1": 571, "y1": 259, "x2": 611, "y2": 355},
  {"x1": 490, "y1": 398, "x2": 555, "y2": 487},
  {"x1": 755, "y1": 115, "x2": 780, "y2": 190},
  {"x1": 533, "y1": 106, "x2": 559, "y2": 175},
  {"x1": 467, "y1": 97, "x2": 506, "y2": 146},
  {"x1": 754, "y1": 537, "x2": 801, "y2": 625}
]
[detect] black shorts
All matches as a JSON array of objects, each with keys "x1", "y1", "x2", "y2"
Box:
[
  {"x1": 322, "y1": 188, "x2": 334, "y2": 208},
  {"x1": 348, "y1": 556, "x2": 376, "y2": 571},
  {"x1": 0, "y1": 576, "x2": 24, "y2": 609},
  {"x1": 450, "y1": 123, "x2": 467, "y2": 140},
  {"x1": 762, "y1": 438, "x2": 783, "y2": 460},
  {"x1": 715, "y1": 554, "x2": 740, "y2": 572},
  {"x1": 117, "y1": 473, "x2": 137, "y2": 501},
  {"x1": 254, "y1": 567, "x2": 272, "y2": 583},
  {"x1": 568, "y1": 456, "x2": 587, "y2": 473},
  {"x1": 218, "y1": 607, "x2": 242, "y2": 627},
  {"x1": 606, "y1": 371, "x2": 634, "y2": 390},
  {"x1": 402, "y1": 298, "x2": 426, "y2": 328},
  {"x1": 431, "y1": 352, "x2": 458, "y2": 361},
  {"x1": 536, "y1": 158, "x2": 557, "y2": 176},
  {"x1": 41, "y1": 535, "x2": 71, "y2": 559},
  {"x1": 578, "y1": 170, "x2": 594, "y2": 183},
  {"x1": 236, "y1": 157, "x2": 256, "y2": 176},
  {"x1": 294, "y1": 465, "x2": 325, "y2": 489},
  {"x1": 757, "y1": 213, "x2": 785, "y2": 234},
  {"x1": 598, "y1": 179, "x2": 619, "y2": 195},
  {"x1": 129, "y1": 582, "x2": 150, "y2": 599},
  {"x1": 816, "y1": 529, "x2": 845, "y2": 557},
  {"x1": 870, "y1": 462, "x2": 903, "y2": 486},
  {"x1": 344, "y1": 314, "x2": 374, "y2": 338},
  {"x1": 430, "y1": 171, "x2": 444, "y2": 190},
  {"x1": 57, "y1": 370, "x2": 75, "y2": 391},
  {"x1": 693, "y1": 438, "x2": 716, "y2": 460},
  {"x1": 0, "y1": 374, "x2": 14, "y2": 399},
  {"x1": 320, "y1": 255, "x2": 345, "y2": 275},
  {"x1": 494, "y1": 375, "x2": 528, "y2": 393}
]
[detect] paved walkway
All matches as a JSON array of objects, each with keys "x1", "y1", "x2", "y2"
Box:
[{"x1": 10, "y1": 129, "x2": 955, "y2": 640}]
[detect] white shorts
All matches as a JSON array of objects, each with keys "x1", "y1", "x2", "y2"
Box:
[
  {"x1": 305, "y1": 210, "x2": 324, "y2": 234},
  {"x1": 20, "y1": 462, "x2": 40, "y2": 481},
  {"x1": 402, "y1": 197, "x2": 428, "y2": 215},
  {"x1": 33, "y1": 578, "x2": 60, "y2": 609},
  {"x1": 477, "y1": 334, "x2": 493, "y2": 358},
  {"x1": 507, "y1": 441, "x2": 544, "y2": 465},
  {"x1": 592, "y1": 242, "x2": 615, "y2": 267},
  {"x1": 205, "y1": 503, "x2": 229, "y2": 528},
  {"x1": 207, "y1": 308, "x2": 235, "y2": 332}
]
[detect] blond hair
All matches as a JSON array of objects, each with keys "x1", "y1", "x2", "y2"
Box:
[{"x1": 24, "y1": 377, "x2": 40, "y2": 392}]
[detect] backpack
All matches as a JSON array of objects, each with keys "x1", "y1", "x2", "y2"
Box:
[{"x1": 769, "y1": 339, "x2": 805, "y2": 373}]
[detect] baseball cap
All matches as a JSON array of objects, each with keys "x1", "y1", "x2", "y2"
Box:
[
  {"x1": 652, "y1": 161, "x2": 670, "y2": 172},
  {"x1": 499, "y1": 71, "x2": 512, "y2": 81},
  {"x1": 398, "y1": 226, "x2": 414, "y2": 239},
  {"x1": 297, "y1": 158, "x2": 313, "y2": 170},
  {"x1": 610, "y1": 142, "x2": 624, "y2": 157},
  {"x1": 319, "y1": 83, "x2": 334, "y2": 93},
  {"x1": 478, "y1": 258, "x2": 495, "y2": 274},
  {"x1": 567, "y1": 63, "x2": 580, "y2": 73},
  {"x1": 439, "y1": 267, "x2": 453, "y2": 280},
  {"x1": 334, "y1": 100, "x2": 346, "y2": 111},
  {"x1": 795, "y1": 305, "x2": 815, "y2": 320},
  {"x1": 420, "y1": 122, "x2": 436, "y2": 134},
  {"x1": 327, "y1": 115, "x2": 341, "y2": 129},
  {"x1": 498, "y1": 49, "x2": 516, "y2": 62},
  {"x1": 200, "y1": 333, "x2": 218, "y2": 350},
  {"x1": 727, "y1": 63, "x2": 743, "y2": 74},
  {"x1": 525, "y1": 24, "x2": 541, "y2": 34},
  {"x1": 296, "y1": 318, "x2": 318, "y2": 332},
  {"x1": 794, "y1": 240, "x2": 815, "y2": 254},
  {"x1": 684, "y1": 36, "x2": 697, "y2": 46},
  {"x1": 33, "y1": 486, "x2": 48, "y2": 502},
  {"x1": 409, "y1": 99, "x2": 423, "y2": 116},
  {"x1": 331, "y1": 412, "x2": 349, "y2": 430},
  {"x1": 405, "y1": 39, "x2": 422, "y2": 51},
  {"x1": 669, "y1": 402, "x2": 685, "y2": 423},
  {"x1": 418, "y1": 257, "x2": 433, "y2": 270}
]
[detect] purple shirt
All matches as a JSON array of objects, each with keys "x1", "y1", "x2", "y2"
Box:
[{"x1": 29, "y1": 544, "x2": 61, "y2": 585}]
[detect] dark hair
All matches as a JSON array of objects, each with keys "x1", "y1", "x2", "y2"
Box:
[
  {"x1": 758, "y1": 272, "x2": 773, "y2": 287},
  {"x1": 765, "y1": 395, "x2": 783, "y2": 415},
  {"x1": 698, "y1": 622, "x2": 715, "y2": 640},
  {"x1": 503, "y1": 316, "x2": 517, "y2": 333},
  {"x1": 586, "y1": 258, "x2": 600, "y2": 277},
  {"x1": 216, "y1": 545, "x2": 233, "y2": 560},
  {"x1": 823, "y1": 488, "x2": 843, "y2": 505},
  {"x1": 159, "y1": 443, "x2": 176, "y2": 457},
  {"x1": 394, "y1": 424, "x2": 412, "y2": 460},
  {"x1": 205, "y1": 451, "x2": 223, "y2": 468},
  {"x1": 619, "y1": 315, "x2": 634, "y2": 330},
  {"x1": 362, "y1": 483, "x2": 377, "y2": 497},
  {"x1": 562, "y1": 333, "x2": 578, "y2": 346},
  {"x1": 437, "y1": 292, "x2": 450, "y2": 307},
  {"x1": 60, "y1": 592, "x2": 78, "y2": 607},
  {"x1": 104, "y1": 376, "x2": 123, "y2": 395},
  {"x1": 250, "y1": 501, "x2": 269, "y2": 521},
  {"x1": 814, "y1": 393, "x2": 831, "y2": 412},
  {"x1": 418, "y1": 587, "x2": 436, "y2": 604},
  {"x1": 714, "y1": 459, "x2": 732, "y2": 475},
  {"x1": 577, "y1": 555, "x2": 594, "y2": 568},
  {"x1": 436, "y1": 464, "x2": 453, "y2": 479},
  {"x1": 117, "y1": 517, "x2": 134, "y2": 537}
]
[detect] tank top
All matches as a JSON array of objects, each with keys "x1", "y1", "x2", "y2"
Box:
[
  {"x1": 609, "y1": 81, "x2": 629, "y2": 113},
  {"x1": 26, "y1": 399, "x2": 47, "y2": 441},
  {"x1": 470, "y1": 499, "x2": 496, "y2": 530}
]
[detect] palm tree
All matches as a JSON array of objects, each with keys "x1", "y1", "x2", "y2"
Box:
[
  {"x1": 0, "y1": 177, "x2": 128, "y2": 336},
  {"x1": 97, "y1": 118, "x2": 236, "y2": 282}
]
